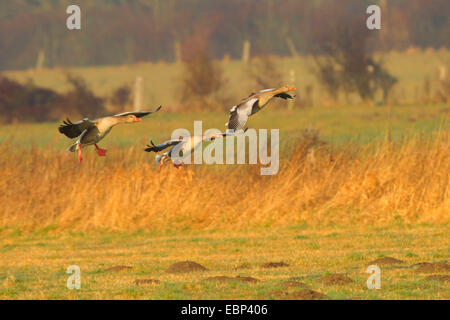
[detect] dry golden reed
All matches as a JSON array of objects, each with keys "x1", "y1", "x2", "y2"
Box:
[{"x1": 0, "y1": 132, "x2": 448, "y2": 232}]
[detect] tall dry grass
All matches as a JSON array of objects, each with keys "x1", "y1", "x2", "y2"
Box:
[{"x1": 0, "y1": 132, "x2": 448, "y2": 232}]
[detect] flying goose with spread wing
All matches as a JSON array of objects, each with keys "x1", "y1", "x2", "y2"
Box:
[
  {"x1": 226, "y1": 85, "x2": 296, "y2": 132},
  {"x1": 59, "y1": 106, "x2": 162, "y2": 163},
  {"x1": 144, "y1": 132, "x2": 224, "y2": 171}
]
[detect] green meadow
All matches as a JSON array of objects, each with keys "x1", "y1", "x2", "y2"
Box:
[
  {"x1": 2, "y1": 49, "x2": 448, "y2": 151},
  {"x1": 0, "y1": 50, "x2": 448, "y2": 300},
  {"x1": 4, "y1": 49, "x2": 450, "y2": 109},
  {"x1": 0, "y1": 105, "x2": 447, "y2": 151},
  {"x1": 0, "y1": 224, "x2": 448, "y2": 300}
]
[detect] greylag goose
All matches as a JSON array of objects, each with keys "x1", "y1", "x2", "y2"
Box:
[
  {"x1": 59, "y1": 106, "x2": 161, "y2": 163},
  {"x1": 144, "y1": 132, "x2": 224, "y2": 171},
  {"x1": 226, "y1": 85, "x2": 296, "y2": 132}
]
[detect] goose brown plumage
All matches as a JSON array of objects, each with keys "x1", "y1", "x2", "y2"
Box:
[
  {"x1": 59, "y1": 106, "x2": 161, "y2": 163},
  {"x1": 144, "y1": 132, "x2": 224, "y2": 171},
  {"x1": 226, "y1": 85, "x2": 296, "y2": 132}
]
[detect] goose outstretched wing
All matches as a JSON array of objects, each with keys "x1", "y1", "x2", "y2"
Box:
[
  {"x1": 226, "y1": 87, "x2": 295, "y2": 132},
  {"x1": 144, "y1": 139, "x2": 183, "y2": 153},
  {"x1": 226, "y1": 98, "x2": 258, "y2": 131},
  {"x1": 114, "y1": 105, "x2": 162, "y2": 118},
  {"x1": 58, "y1": 118, "x2": 97, "y2": 139},
  {"x1": 274, "y1": 92, "x2": 295, "y2": 99}
]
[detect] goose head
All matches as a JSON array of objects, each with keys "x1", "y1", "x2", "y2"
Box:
[
  {"x1": 123, "y1": 114, "x2": 142, "y2": 123},
  {"x1": 280, "y1": 84, "x2": 296, "y2": 92}
]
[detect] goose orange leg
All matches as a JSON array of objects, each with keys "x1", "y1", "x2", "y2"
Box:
[
  {"x1": 158, "y1": 155, "x2": 169, "y2": 172},
  {"x1": 77, "y1": 144, "x2": 83, "y2": 163},
  {"x1": 95, "y1": 144, "x2": 107, "y2": 157}
]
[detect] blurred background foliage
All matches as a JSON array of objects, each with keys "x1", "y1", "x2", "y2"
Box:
[
  {"x1": 0, "y1": 0, "x2": 448, "y2": 70},
  {"x1": 0, "y1": 0, "x2": 448, "y2": 122}
]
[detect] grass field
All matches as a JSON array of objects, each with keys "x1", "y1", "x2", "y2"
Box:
[
  {"x1": 1, "y1": 123, "x2": 448, "y2": 230},
  {"x1": 0, "y1": 224, "x2": 448, "y2": 300},
  {"x1": 0, "y1": 104, "x2": 448, "y2": 149},
  {"x1": 1, "y1": 107, "x2": 449, "y2": 300},
  {"x1": 4, "y1": 49, "x2": 450, "y2": 109},
  {"x1": 0, "y1": 51, "x2": 449, "y2": 300}
]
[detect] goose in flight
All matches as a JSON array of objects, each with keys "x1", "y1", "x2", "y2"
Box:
[
  {"x1": 144, "y1": 132, "x2": 224, "y2": 171},
  {"x1": 226, "y1": 85, "x2": 296, "y2": 132},
  {"x1": 59, "y1": 106, "x2": 162, "y2": 163}
]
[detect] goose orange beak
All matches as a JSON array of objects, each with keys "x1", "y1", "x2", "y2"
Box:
[{"x1": 134, "y1": 117, "x2": 142, "y2": 122}]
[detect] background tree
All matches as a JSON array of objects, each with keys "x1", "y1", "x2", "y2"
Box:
[
  {"x1": 0, "y1": 0, "x2": 447, "y2": 70},
  {"x1": 109, "y1": 85, "x2": 132, "y2": 113},
  {"x1": 306, "y1": 0, "x2": 397, "y2": 104},
  {"x1": 62, "y1": 74, "x2": 105, "y2": 118}
]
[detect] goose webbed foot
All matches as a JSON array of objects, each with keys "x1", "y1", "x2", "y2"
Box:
[{"x1": 95, "y1": 144, "x2": 107, "y2": 157}]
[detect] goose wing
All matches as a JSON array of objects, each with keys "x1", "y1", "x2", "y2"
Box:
[
  {"x1": 114, "y1": 105, "x2": 162, "y2": 118},
  {"x1": 58, "y1": 118, "x2": 97, "y2": 139},
  {"x1": 222, "y1": 127, "x2": 248, "y2": 136},
  {"x1": 226, "y1": 98, "x2": 258, "y2": 131},
  {"x1": 144, "y1": 139, "x2": 183, "y2": 153},
  {"x1": 274, "y1": 92, "x2": 295, "y2": 99},
  {"x1": 259, "y1": 88, "x2": 276, "y2": 93}
]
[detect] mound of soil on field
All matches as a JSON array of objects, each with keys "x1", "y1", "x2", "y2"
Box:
[
  {"x1": 286, "y1": 289, "x2": 328, "y2": 300},
  {"x1": 273, "y1": 289, "x2": 328, "y2": 300},
  {"x1": 134, "y1": 279, "x2": 160, "y2": 285},
  {"x1": 368, "y1": 257, "x2": 404, "y2": 265},
  {"x1": 105, "y1": 266, "x2": 132, "y2": 272},
  {"x1": 204, "y1": 276, "x2": 234, "y2": 282},
  {"x1": 280, "y1": 280, "x2": 308, "y2": 289},
  {"x1": 415, "y1": 262, "x2": 450, "y2": 273},
  {"x1": 262, "y1": 261, "x2": 289, "y2": 268},
  {"x1": 318, "y1": 274, "x2": 353, "y2": 285},
  {"x1": 287, "y1": 276, "x2": 306, "y2": 281},
  {"x1": 166, "y1": 261, "x2": 208, "y2": 274},
  {"x1": 234, "y1": 263, "x2": 251, "y2": 270},
  {"x1": 203, "y1": 275, "x2": 259, "y2": 283},
  {"x1": 235, "y1": 276, "x2": 259, "y2": 283},
  {"x1": 425, "y1": 275, "x2": 450, "y2": 282},
  {"x1": 265, "y1": 290, "x2": 286, "y2": 299}
]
